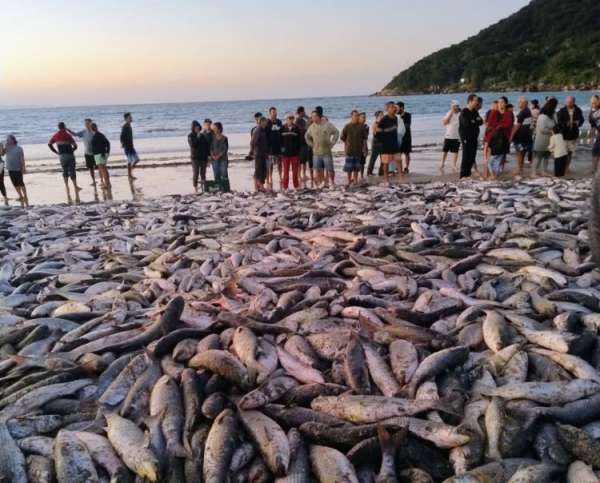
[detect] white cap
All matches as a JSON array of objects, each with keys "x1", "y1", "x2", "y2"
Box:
[{"x1": 451, "y1": 100, "x2": 460, "y2": 107}]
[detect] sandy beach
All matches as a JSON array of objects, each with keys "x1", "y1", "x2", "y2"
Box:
[{"x1": 4, "y1": 144, "x2": 595, "y2": 206}]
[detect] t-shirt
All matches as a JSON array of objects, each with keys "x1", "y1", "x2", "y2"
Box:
[
  {"x1": 120, "y1": 123, "x2": 135, "y2": 152},
  {"x1": 444, "y1": 110, "x2": 460, "y2": 139},
  {"x1": 341, "y1": 122, "x2": 367, "y2": 157},
  {"x1": 210, "y1": 135, "x2": 229, "y2": 162},
  {"x1": 513, "y1": 108, "x2": 533, "y2": 145},
  {"x1": 74, "y1": 129, "x2": 94, "y2": 155},
  {"x1": 5, "y1": 144, "x2": 24, "y2": 172},
  {"x1": 266, "y1": 118, "x2": 283, "y2": 155},
  {"x1": 375, "y1": 115, "x2": 399, "y2": 153},
  {"x1": 50, "y1": 129, "x2": 75, "y2": 145}
]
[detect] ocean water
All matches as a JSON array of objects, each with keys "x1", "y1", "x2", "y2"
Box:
[{"x1": 0, "y1": 91, "x2": 596, "y2": 171}]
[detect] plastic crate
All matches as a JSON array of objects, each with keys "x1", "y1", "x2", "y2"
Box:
[{"x1": 203, "y1": 179, "x2": 230, "y2": 193}]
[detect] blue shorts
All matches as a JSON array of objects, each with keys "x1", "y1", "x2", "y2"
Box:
[
  {"x1": 514, "y1": 142, "x2": 532, "y2": 153},
  {"x1": 313, "y1": 154, "x2": 334, "y2": 171},
  {"x1": 125, "y1": 150, "x2": 139, "y2": 166},
  {"x1": 343, "y1": 156, "x2": 362, "y2": 173}
]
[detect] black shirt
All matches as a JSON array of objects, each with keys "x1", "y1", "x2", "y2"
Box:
[
  {"x1": 513, "y1": 108, "x2": 533, "y2": 145},
  {"x1": 375, "y1": 115, "x2": 399, "y2": 154},
  {"x1": 120, "y1": 123, "x2": 134, "y2": 152},
  {"x1": 251, "y1": 127, "x2": 269, "y2": 159},
  {"x1": 188, "y1": 131, "x2": 210, "y2": 161},
  {"x1": 557, "y1": 106, "x2": 585, "y2": 141},
  {"x1": 91, "y1": 132, "x2": 110, "y2": 155},
  {"x1": 459, "y1": 108, "x2": 483, "y2": 141},
  {"x1": 280, "y1": 125, "x2": 302, "y2": 157},
  {"x1": 266, "y1": 118, "x2": 283, "y2": 155}
]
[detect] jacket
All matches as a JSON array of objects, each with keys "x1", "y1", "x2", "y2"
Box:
[
  {"x1": 251, "y1": 127, "x2": 269, "y2": 159},
  {"x1": 341, "y1": 122, "x2": 367, "y2": 157},
  {"x1": 266, "y1": 118, "x2": 283, "y2": 155},
  {"x1": 188, "y1": 132, "x2": 210, "y2": 161},
  {"x1": 305, "y1": 121, "x2": 340, "y2": 156},
  {"x1": 557, "y1": 106, "x2": 585, "y2": 141},
  {"x1": 548, "y1": 133, "x2": 568, "y2": 159},
  {"x1": 120, "y1": 123, "x2": 134, "y2": 152},
  {"x1": 91, "y1": 132, "x2": 110, "y2": 156},
  {"x1": 533, "y1": 114, "x2": 555, "y2": 152},
  {"x1": 280, "y1": 125, "x2": 302, "y2": 157},
  {"x1": 459, "y1": 108, "x2": 483, "y2": 141}
]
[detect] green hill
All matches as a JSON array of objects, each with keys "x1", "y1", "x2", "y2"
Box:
[{"x1": 378, "y1": 0, "x2": 600, "y2": 95}]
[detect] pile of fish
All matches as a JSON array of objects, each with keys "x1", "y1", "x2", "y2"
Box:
[{"x1": 1, "y1": 177, "x2": 600, "y2": 483}]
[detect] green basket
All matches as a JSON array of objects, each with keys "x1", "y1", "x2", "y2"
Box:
[{"x1": 203, "y1": 179, "x2": 230, "y2": 193}]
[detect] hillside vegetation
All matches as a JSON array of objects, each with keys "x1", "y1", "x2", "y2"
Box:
[{"x1": 379, "y1": 0, "x2": 600, "y2": 95}]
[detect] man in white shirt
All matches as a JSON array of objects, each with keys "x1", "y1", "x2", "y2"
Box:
[
  {"x1": 440, "y1": 101, "x2": 461, "y2": 172},
  {"x1": 68, "y1": 119, "x2": 96, "y2": 186}
]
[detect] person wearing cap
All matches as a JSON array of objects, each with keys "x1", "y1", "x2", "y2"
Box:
[
  {"x1": 280, "y1": 113, "x2": 302, "y2": 191},
  {"x1": 246, "y1": 112, "x2": 263, "y2": 161},
  {"x1": 440, "y1": 101, "x2": 461, "y2": 172}
]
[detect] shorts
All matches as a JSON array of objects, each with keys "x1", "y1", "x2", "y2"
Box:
[
  {"x1": 380, "y1": 153, "x2": 400, "y2": 164},
  {"x1": 254, "y1": 156, "x2": 267, "y2": 184},
  {"x1": 593, "y1": 139, "x2": 600, "y2": 157},
  {"x1": 267, "y1": 155, "x2": 281, "y2": 170},
  {"x1": 443, "y1": 138, "x2": 460, "y2": 153},
  {"x1": 400, "y1": 138, "x2": 412, "y2": 154},
  {"x1": 8, "y1": 171, "x2": 24, "y2": 187},
  {"x1": 360, "y1": 155, "x2": 366, "y2": 166},
  {"x1": 125, "y1": 149, "x2": 140, "y2": 166},
  {"x1": 565, "y1": 140, "x2": 577, "y2": 154},
  {"x1": 85, "y1": 154, "x2": 96, "y2": 169},
  {"x1": 514, "y1": 142, "x2": 532, "y2": 153},
  {"x1": 59, "y1": 154, "x2": 76, "y2": 178},
  {"x1": 343, "y1": 156, "x2": 362, "y2": 173},
  {"x1": 313, "y1": 154, "x2": 334, "y2": 171},
  {"x1": 94, "y1": 154, "x2": 108, "y2": 166}
]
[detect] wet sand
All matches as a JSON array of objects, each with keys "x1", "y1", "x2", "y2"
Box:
[{"x1": 3, "y1": 146, "x2": 595, "y2": 206}]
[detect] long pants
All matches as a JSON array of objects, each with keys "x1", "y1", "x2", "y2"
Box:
[
  {"x1": 554, "y1": 155, "x2": 568, "y2": 177},
  {"x1": 212, "y1": 159, "x2": 228, "y2": 182},
  {"x1": 460, "y1": 139, "x2": 478, "y2": 178},
  {"x1": 367, "y1": 141, "x2": 382, "y2": 175},
  {"x1": 0, "y1": 171, "x2": 5, "y2": 198},
  {"x1": 282, "y1": 156, "x2": 300, "y2": 189},
  {"x1": 191, "y1": 158, "x2": 208, "y2": 187}
]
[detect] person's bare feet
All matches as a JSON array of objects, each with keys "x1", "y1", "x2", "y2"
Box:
[{"x1": 75, "y1": 186, "x2": 83, "y2": 192}]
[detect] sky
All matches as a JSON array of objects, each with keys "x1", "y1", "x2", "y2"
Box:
[{"x1": 0, "y1": 0, "x2": 530, "y2": 106}]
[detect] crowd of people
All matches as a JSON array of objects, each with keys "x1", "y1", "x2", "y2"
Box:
[
  {"x1": 442, "y1": 93, "x2": 600, "y2": 181},
  {"x1": 1, "y1": 94, "x2": 599, "y2": 206}
]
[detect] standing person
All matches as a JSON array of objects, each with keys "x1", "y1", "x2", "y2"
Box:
[
  {"x1": 367, "y1": 111, "x2": 383, "y2": 176},
  {"x1": 210, "y1": 122, "x2": 229, "y2": 183},
  {"x1": 557, "y1": 96, "x2": 585, "y2": 174},
  {"x1": 280, "y1": 113, "x2": 302, "y2": 191},
  {"x1": 305, "y1": 110, "x2": 339, "y2": 188},
  {"x1": 0, "y1": 144, "x2": 7, "y2": 206},
  {"x1": 483, "y1": 100, "x2": 499, "y2": 176},
  {"x1": 246, "y1": 112, "x2": 263, "y2": 161},
  {"x1": 529, "y1": 99, "x2": 540, "y2": 164},
  {"x1": 251, "y1": 117, "x2": 269, "y2": 192},
  {"x1": 48, "y1": 122, "x2": 81, "y2": 204},
  {"x1": 458, "y1": 94, "x2": 484, "y2": 180},
  {"x1": 510, "y1": 97, "x2": 533, "y2": 177},
  {"x1": 1, "y1": 136, "x2": 28, "y2": 207},
  {"x1": 68, "y1": 119, "x2": 96, "y2": 186},
  {"x1": 295, "y1": 106, "x2": 312, "y2": 188},
  {"x1": 548, "y1": 125, "x2": 569, "y2": 177},
  {"x1": 374, "y1": 102, "x2": 401, "y2": 185},
  {"x1": 266, "y1": 107, "x2": 283, "y2": 190},
  {"x1": 340, "y1": 110, "x2": 368, "y2": 186},
  {"x1": 397, "y1": 102, "x2": 412, "y2": 173},
  {"x1": 120, "y1": 113, "x2": 139, "y2": 180},
  {"x1": 358, "y1": 112, "x2": 369, "y2": 180},
  {"x1": 440, "y1": 101, "x2": 461, "y2": 172},
  {"x1": 484, "y1": 98, "x2": 513, "y2": 178},
  {"x1": 188, "y1": 120, "x2": 201, "y2": 192},
  {"x1": 532, "y1": 98, "x2": 558, "y2": 177},
  {"x1": 90, "y1": 123, "x2": 111, "y2": 188},
  {"x1": 589, "y1": 94, "x2": 600, "y2": 174}
]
